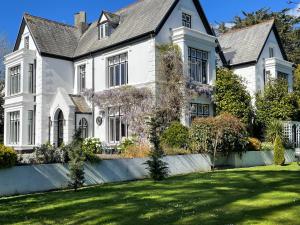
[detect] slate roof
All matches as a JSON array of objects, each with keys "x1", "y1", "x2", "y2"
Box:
[
  {"x1": 69, "y1": 95, "x2": 92, "y2": 113},
  {"x1": 74, "y1": 0, "x2": 176, "y2": 57},
  {"x1": 218, "y1": 20, "x2": 275, "y2": 66},
  {"x1": 23, "y1": 13, "x2": 81, "y2": 58}
]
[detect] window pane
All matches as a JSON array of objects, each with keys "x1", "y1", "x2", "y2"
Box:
[
  {"x1": 109, "y1": 118, "x2": 115, "y2": 142},
  {"x1": 121, "y1": 63, "x2": 126, "y2": 85},
  {"x1": 121, "y1": 119, "x2": 127, "y2": 138},
  {"x1": 116, "y1": 117, "x2": 120, "y2": 142},
  {"x1": 109, "y1": 66, "x2": 114, "y2": 87},
  {"x1": 115, "y1": 65, "x2": 120, "y2": 86},
  {"x1": 202, "y1": 61, "x2": 207, "y2": 84}
]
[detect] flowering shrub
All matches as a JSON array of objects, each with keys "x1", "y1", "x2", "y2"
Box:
[
  {"x1": 82, "y1": 138, "x2": 102, "y2": 161},
  {"x1": 0, "y1": 145, "x2": 17, "y2": 169}
]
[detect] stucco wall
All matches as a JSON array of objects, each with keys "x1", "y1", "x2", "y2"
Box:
[{"x1": 0, "y1": 154, "x2": 211, "y2": 196}]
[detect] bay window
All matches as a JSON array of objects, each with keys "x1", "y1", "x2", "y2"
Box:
[
  {"x1": 9, "y1": 65, "x2": 21, "y2": 95},
  {"x1": 9, "y1": 111, "x2": 20, "y2": 145},
  {"x1": 108, "y1": 53, "x2": 128, "y2": 87},
  {"x1": 108, "y1": 107, "x2": 128, "y2": 143},
  {"x1": 188, "y1": 47, "x2": 208, "y2": 84}
]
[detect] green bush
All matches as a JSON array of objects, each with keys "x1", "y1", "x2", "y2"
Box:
[
  {"x1": 0, "y1": 145, "x2": 17, "y2": 169},
  {"x1": 118, "y1": 138, "x2": 136, "y2": 152},
  {"x1": 261, "y1": 142, "x2": 273, "y2": 151},
  {"x1": 274, "y1": 135, "x2": 285, "y2": 166},
  {"x1": 82, "y1": 138, "x2": 102, "y2": 162},
  {"x1": 34, "y1": 143, "x2": 67, "y2": 164},
  {"x1": 160, "y1": 121, "x2": 189, "y2": 149},
  {"x1": 215, "y1": 68, "x2": 253, "y2": 126},
  {"x1": 247, "y1": 138, "x2": 262, "y2": 151},
  {"x1": 162, "y1": 145, "x2": 191, "y2": 155},
  {"x1": 189, "y1": 113, "x2": 248, "y2": 155}
]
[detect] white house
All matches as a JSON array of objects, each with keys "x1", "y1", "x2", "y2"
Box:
[
  {"x1": 218, "y1": 20, "x2": 294, "y2": 97},
  {"x1": 4, "y1": 0, "x2": 227, "y2": 151}
]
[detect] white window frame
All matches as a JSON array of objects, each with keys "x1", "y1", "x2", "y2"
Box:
[
  {"x1": 24, "y1": 36, "x2": 29, "y2": 49},
  {"x1": 190, "y1": 103, "x2": 210, "y2": 123},
  {"x1": 9, "y1": 65, "x2": 21, "y2": 95},
  {"x1": 9, "y1": 111, "x2": 20, "y2": 145},
  {"x1": 108, "y1": 53, "x2": 128, "y2": 88},
  {"x1": 79, "y1": 118, "x2": 89, "y2": 139},
  {"x1": 108, "y1": 107, "x2": 128, "y2": 144},
  {"x1": 78, "y1": 64, "x2": 86, "y2": 93}
]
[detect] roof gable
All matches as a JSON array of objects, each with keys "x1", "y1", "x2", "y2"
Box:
[{"x1": 218, "y1": 20, "x2": 287, "y2": 67}]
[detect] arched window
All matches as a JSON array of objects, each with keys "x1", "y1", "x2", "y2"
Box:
[{"x1": 79, "y1": 118, "x2": 88, "y2": 138}]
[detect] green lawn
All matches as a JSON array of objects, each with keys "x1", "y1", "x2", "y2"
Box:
[{"x1": 1, "y1": 164, "x2": 300, "y2": 225}]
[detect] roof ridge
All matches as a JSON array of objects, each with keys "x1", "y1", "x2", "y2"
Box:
[
  {"x1": 24, "y1": 13, "x2": 78, "y2": 29},
  {"x1": 220, "y1": 18, "x2": 275, "y2": 36}
]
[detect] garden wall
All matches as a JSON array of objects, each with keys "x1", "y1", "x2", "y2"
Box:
[
  {"x1": 0, "y1": 154, "x2": 211, "y2": 197},
  {"x1": 215, "y1": 150, "x2": 295, "y2": 168}
]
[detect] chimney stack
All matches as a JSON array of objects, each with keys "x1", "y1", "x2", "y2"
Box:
[{"x1": 74, "y1": 11, "x2": 88, "y2": 34}]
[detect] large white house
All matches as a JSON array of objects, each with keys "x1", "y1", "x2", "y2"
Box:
[{"x1": 3, "y1": 0, "x2": 293, "y2": 151}]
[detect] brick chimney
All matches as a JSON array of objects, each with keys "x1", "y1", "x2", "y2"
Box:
[{"x1": 74, "y1": 11, "x2": 88, "y2": 34}]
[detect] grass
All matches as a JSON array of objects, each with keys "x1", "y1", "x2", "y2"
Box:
[{"x1": 0, "y1": 163, "x2": 300, "y2": 225}]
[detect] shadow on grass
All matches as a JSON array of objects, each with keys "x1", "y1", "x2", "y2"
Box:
[{"x1": 0, "y1": 167, "x2": 300, "y2": 225}]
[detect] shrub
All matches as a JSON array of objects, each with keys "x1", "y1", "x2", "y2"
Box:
[
  {"x1": 145, "y1": 110, "x2": 169, "y2": 181},
  {"x1": 274, "y1": 135, "x2": 285, "y2": 166},
  {"x1": 82, "y1": 138, "x2": 102, "y2": 162},
  {"x1": 34, "y1": 143, "x2": 56, "y2": 164},
  {"x1": 265, "y1": 120, "x2": 283, "y2": 143},
  {"x1": 215, "y1": 68, "x2": 253, "y2": 126},
  {"x1": 261, "y1": 142, "x2": 273, "y2": 151},
  {"x1": 256, "y1": 78, "x2": 298, "y2": 129},
  {"x1": 189, "y1": 113, "x2": 248, "y2": 155},
  {"x1": 162, "y1": 145, "x2": 191, "y2": 156},
  {"x1": 247, "y1": 138, "x2": 262, "y2": 151},
  {"x1": 0, "y1": 145, "x2": 17, "y2": 169},
  {"x1": 160, "y1": 121, "x2": 189, "y2": 149},
  {"x1": 120, "y1": 144, "x2": 151, "y2": 158},
  {"x1": 119, "y1": 138, "x2": 136, "y2": 152},
  {"x1": 68, "y1": 130, "x2": 85, "y2": 191}
]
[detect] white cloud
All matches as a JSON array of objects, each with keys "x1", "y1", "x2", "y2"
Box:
[{"x1": 287, "y1": 3, "x2": 300, "y2": 17}]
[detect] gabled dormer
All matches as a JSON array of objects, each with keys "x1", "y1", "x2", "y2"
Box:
[{"x1": 97, "y1": 11, "x2": 120, "y2": 40}]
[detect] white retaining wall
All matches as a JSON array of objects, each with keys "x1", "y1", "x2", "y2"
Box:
[
  {"x1": 215, "y1": 150, "x2": 295, "y2": 168},
  {"x1": 0, "y1": 154, "x2": 211, "y2": 197}
]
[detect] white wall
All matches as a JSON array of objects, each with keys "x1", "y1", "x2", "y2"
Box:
[
  {"x1": 17, "y1": 25, "x2": 38, "y2": 52},
  {"x1": 233, "y1": 65, "x2": 257, "y2": 98},
  {"x1": 156, "y1": 0, "x2": 207, "y2": 44}
]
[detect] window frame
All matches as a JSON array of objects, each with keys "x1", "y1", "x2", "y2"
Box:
[
  {"x1": 9, "y1": 111, "x2": 20, "y2": 145},
  {"x1": 28, "y1": 110, "x2": 35, "y2": 145},
  {"x1": 190, "y1": 103, "x2": 210, "y2": 122},
  {"x1": 269, "y1": 47, "x2": 274, "y2": 58},
  {"x1": 108, "y1": 107, "x2": 128, "y2": 144},
  {"x1": 182, "y1": 13, "x2": 192, "y2": 28},
  {"x1": 108, "y1": 53, "x2": 128, "y2": 88},
  {"x1": 78, "y1": 64, "x2": 86, "y2": 93},
  {"x1": 24, "y1": 36, "x2": 29, "y2": 49},
  {"x1": 188, "y1": 47, "x2": 208, "y2": 84},
  {"x1": 9, "y1": 65, "x2": 21, "y2": 95},
  {"x1": 79, "y1": 118, "x2": 89, "y2": 139},
  {"x1": 28, "y1": 62, "x2": 36, "y2": 94}
]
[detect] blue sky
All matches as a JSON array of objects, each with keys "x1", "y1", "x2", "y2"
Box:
[{"x1": 0, "y1": 0, "x2": 299, "y2": 44}]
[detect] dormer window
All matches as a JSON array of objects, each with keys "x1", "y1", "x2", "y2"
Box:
[
  {"x1": 99, "y1": 23, "x2": 111, "y2": 39},
  {"x1": 97, "y1": 11, "x2": 120, "y2": 40}
]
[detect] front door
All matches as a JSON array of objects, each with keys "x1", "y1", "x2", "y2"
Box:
[{"x1": 57, "y1": 110, "x2": 64, "y2": 147}]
